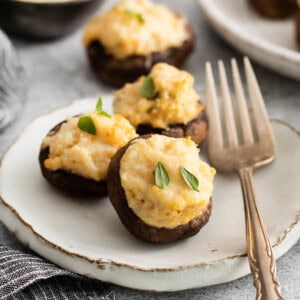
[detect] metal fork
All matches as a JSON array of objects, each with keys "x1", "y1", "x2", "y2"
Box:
[{"x1": 205, "y1": 57, "x2": 283, "y2": 300}]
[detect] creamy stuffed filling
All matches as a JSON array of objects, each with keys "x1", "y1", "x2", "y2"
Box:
[{"x1": 120, "y1": 135, "x2": 215, "y2": 229}]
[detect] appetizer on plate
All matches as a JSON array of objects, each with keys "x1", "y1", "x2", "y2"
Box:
[
  {"x1": 114, "y1": 63, "x2": 207, "y2": 146},
  {"x1": 107, "y1": 134, "x2": 215, "y2": 243},
  {"x1": 39, "y1": 98, "x2": 137, "y2": 197},
  {"x1": 249, "y1": 0, "x2": 297, "y2": 18},
  {"x1": 83, "y1": 0, "x2": 194, "y2": 86}
]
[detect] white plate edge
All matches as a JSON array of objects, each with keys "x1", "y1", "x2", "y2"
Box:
[
  {"x1": 0, "y1": 197, "x2": 299, "y2": 291},
  {"x1": 197, "y1": 0, "x2": 300, "y2": 79}
]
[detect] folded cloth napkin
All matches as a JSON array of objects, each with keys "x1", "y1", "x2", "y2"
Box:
[{"x1": 0, "y1": 245, "x2": 114, "y2": 300}]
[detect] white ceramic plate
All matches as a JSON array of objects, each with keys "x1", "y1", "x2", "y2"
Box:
[
  {"x1": 0, "y1": 96, "x2": 299, "y2": 291},
  {"x1": 198, "y1": 0, "x2": 300, "y2": 80}
]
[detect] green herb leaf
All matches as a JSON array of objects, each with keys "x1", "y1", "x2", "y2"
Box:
[
  {"x1": 99, "y1": 111, "x2": 111, "y2": 117},
  {"x1": 124, "y1": 9, "x2": 145, "y2": 23},
  {"x1": 140, "y1": 76, "x2": 157, "y2": 99},
  {"x1": 96, "y1": 97, "x2": 104, "y2": 113},
  {"x1": 95, "y1": 97, "x2": 111, "y2": 117},
  {"x1": 154, "y1": 162, "x2": 169, "y2": 189},
  {"x1": 180, "y1": 166, "x2": 200, "y2": 192},
  {"x1": 77, "y1": 116, "x2": 96, "y2": 135}
]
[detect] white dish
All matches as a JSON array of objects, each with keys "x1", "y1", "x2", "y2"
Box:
[
  {"x1": 198, "y1": 0, "x2": 300, "y2": 80},
  {"x1": 0, "y1": 96, "x2": 299, "y2": 291}
]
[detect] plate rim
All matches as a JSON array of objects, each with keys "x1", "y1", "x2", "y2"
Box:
[
  {"x1": 0, "y1": 98, "x2": 299, "y2": 291},
  {"x1": 198, "y1": 0, "x2": 300, "y2": 79}
]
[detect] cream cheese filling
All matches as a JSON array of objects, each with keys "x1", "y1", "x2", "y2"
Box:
[
  {"x1": 83, "y1": 0, "x2": 189, "y2": 59},
  {"x1": 42, "y1": 113, "x2": 137, "y2": 181},
  {"x1": 114, "y1": 63, "x2": 204, "y2": 129},
  {"x1": 120, "y1": 135, "x2": 215, "y2": 229}
]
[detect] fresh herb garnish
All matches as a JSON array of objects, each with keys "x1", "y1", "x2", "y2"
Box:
[
  {"x1": 140, "y1": 76, "x2": 157, "y2": 99},
  {"x1": 77, "y1": 116, "x2": 96, "y2": 135},
  {"x1": 180, "y1": 166, "x2": 200, "y2": 192},
  {"x1": 154, "y1": 162, "x2": 169, "y2": 189},
  {"x1": 95, "y1": 97, "x2": 111, "y2": 117},
  {"x1": 124, "y1": 9, "x2": 145, "y2": 23}
]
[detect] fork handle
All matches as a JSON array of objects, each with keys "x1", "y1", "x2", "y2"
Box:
[{"x1": 238, "y1": 167, "x2": 284, "y2": 300}]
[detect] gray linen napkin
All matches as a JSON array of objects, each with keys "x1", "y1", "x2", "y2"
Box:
[{"x1": 0, "y1": 245, "x2": 114, "y2": 299}]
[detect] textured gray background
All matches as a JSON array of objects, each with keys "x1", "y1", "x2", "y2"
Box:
[{"x1": 1, "y1": 0, "x2": 299, "y2": 299}]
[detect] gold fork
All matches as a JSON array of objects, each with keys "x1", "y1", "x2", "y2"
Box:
[{"x1": 205, "y1": 57, "x2": 283, "y2": 300}]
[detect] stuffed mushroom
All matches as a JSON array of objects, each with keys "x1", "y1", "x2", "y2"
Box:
[
  {"x1": 39, "y1": 99, "x2": 137, "y2": 197},
  {"x1": 249, "y1": 0, "x2": 297, "y2": 18},
  {"x1": 107, "y1": 134, "x2": 215, "y2": 243},
  {"x1": 83, "y1": 0, "x2": 194, "y2": 86},
  {"x1": 114, "y1": 63, "x2": 207, "y2": 146}
]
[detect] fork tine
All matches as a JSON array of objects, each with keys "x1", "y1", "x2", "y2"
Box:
[
  {"x1": 231, "y1": 58, "x2": 254, "y2": 145},
  {"x1": 244, "y1": 57, "x2": 274, "y2": 143},
  {"x1": 218, "y1": 60, "x2": 239, "y2": 147},
  {"x1": 205, "y1": 62, "x2": 223, "y2": 148}
]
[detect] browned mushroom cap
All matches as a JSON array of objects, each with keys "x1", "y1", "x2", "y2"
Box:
[
  {"x1": 39, "y1": 121, "x2": 107, "y2": 198},
  {"x1": 85, "y1": 18, "x2": 194, "y2": 87},
  {"x1": 249, "y1": 0, "x2": 297, "y2": 18},
  {"x1": 107, "y1": 134, "x2": 212, "y2": 244},
  {"x1": 136, "y1": 110, "x2": 208, "y2": 146}
]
